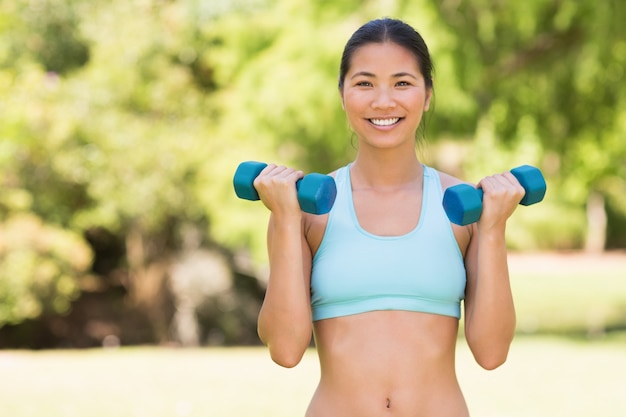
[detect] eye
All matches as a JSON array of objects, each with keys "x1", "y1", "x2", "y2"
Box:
[
  {"x1": 355, "y1": 81, "x2": 372, "y2": 87},
  {"x1": 396, "y1": 80, "x2": 412, "y2": 87}
]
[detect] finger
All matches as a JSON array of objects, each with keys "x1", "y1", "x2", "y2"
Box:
[
  {"x1": 255, "y1": 165, "x2": 303, "y2": 191},
  {"x1": 480, "y1": 173, "x2": 522, "y2": 193},
  {"x1": 493, "y1": 172, "x2": 518, "y2": 188},
  {"x1": 257, "y1": 163, "x2": 280, "y2": 179},
  {"x1": 477, "y1": 176, "x2": 497, "y2": 192},
  {"x1": 274, "y1": 166, "x2": 303, "y2": 179}
]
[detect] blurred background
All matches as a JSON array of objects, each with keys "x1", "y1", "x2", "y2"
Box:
[{"x1": 1, "y1": 0, "x2": 625, "y2": 351}]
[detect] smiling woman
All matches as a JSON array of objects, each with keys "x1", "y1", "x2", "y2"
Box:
[
  {"x1": 339, "y1": 41, "x2": 432, "y2": 151},
  {"x1": 251, "y1": 17, "x2": 527, "y2": 417}
]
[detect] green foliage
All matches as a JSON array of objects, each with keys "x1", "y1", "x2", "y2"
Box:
[
  {"x1": 429, "y1": 0, "x2": 626, "y2": 248},
  {"x1": 0, "y1": 214, "x2": 91, "y2": 325},
  {"x1": 0, "y1": 0, "x2": 89, "y2": 74}
]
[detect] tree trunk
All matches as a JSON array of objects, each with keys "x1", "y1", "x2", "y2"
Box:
[
  {"x1": 124, "y1": 226, "x2": 173, "y2": 343},
  {"x1": 585, "y1": 191, "x2": 607, "y2": 253}
]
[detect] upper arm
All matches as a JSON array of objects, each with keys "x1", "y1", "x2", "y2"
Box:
[
  {"x1": 266, "y1": 212, "x2": 313, "y2": 294},
  {"x1": 435, "y1": 170, "x2": 479, "y2": 319},
  {"x1": 462, "y1": 223, "x2": 479, "y2": 318}
]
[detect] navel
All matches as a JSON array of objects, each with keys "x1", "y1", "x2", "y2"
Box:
[{"x1": 386, "y1": 398, "x2": 391, "y2": 408}]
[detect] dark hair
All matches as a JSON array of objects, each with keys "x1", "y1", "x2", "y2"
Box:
[{"x1": 338, "y1": 18, "x2": 434, "y2": 91}]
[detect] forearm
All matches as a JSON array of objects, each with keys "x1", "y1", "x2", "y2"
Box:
[
  {"x1": 257, "y1": 215, "x2": 312, "y2": 367},
  {"x1": 465, "y1": 228, "x2": 516, "y2": 369}
]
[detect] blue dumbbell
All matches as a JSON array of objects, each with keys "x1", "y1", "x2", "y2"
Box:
[
  {"x1": 443, "y1": 165, "x2": 547, "y2": 226},
  {"x1": 233, "y1": 161, "x2": 337, "y2": 215}
]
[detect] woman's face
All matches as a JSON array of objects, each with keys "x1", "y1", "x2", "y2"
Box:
[{"x1": 340, "y1": 42, "x2": 432, "y2": 150}]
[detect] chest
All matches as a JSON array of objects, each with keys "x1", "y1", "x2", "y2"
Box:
[
  {"x1": 309, "y1": 204, "x2": 467, "y2": 321},
  {"x1": 352, "y1": 188, "x2": 423, "y2": 237}
]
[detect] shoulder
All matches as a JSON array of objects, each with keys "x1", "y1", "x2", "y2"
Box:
[
  {"x1": 429, "y1": 167, "x2": 474, "y2": 192},
  {"x1": 428, "y1": 167, "x2": 476, "y2": 256},
  {"x1": 302, "y1": 166, "x2": 342, "y2": 256}
]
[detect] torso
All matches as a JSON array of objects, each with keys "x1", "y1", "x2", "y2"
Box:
[
  {"x1": 303, "y1": 165, "x2": 472, "y2": 417},
  {"x1": 308, "y1": 312, "x2": 468, "y2": 417}
]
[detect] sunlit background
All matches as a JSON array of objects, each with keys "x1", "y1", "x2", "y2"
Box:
[{"x1": 0, "y1": 0, "x2": 625, "y2": 415}]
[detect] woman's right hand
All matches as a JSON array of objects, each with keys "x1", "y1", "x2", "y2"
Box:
[{"x1": 253, "y1": 164, "x2": 305, "y2": 217}]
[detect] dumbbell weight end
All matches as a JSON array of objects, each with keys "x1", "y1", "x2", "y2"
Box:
[
  {"x1": 442, "y1": 184, "x2": 484, "y2": 226},
  {"x1": 233, "y1": 161, "x2": 267, "y2": 201},
  {"x1": 296, "y1": 173, "x2": 336, "y2": 215},
  {"x1": 510, "y1": 165, "x2": 547, "y2": 206}
]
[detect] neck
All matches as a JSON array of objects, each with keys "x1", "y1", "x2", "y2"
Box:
[{"x1": 351, "y1": 149, "x2": 423, "y2": 189}]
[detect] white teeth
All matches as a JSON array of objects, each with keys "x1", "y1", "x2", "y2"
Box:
[{"x1": 370, "y1": 118, "x2": 400, "y2": 126}]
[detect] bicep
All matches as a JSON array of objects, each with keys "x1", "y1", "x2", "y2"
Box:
[{"x1": 267, "y1": 214, "x2": 313, "y2": 303}]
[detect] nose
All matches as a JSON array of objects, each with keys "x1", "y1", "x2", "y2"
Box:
[{"x1": 371, "y1": 87, "x2": 396, "y2": 110}]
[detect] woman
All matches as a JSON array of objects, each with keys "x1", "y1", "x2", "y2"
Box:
[{"x1": 253, "y1": 18, "x2": 524, "y2": 417}]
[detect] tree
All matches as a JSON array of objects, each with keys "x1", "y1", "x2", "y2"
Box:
[
  {"x1": 431, "y1": 0, "x2": 626, "y2": 250},
  {"x1": 1, "y1": 0, "x2": 624, "y2": 346}
]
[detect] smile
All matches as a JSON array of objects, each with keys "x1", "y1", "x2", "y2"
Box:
[{"x1": 369, "y1": 118, "x2": 401, "y2": 126}]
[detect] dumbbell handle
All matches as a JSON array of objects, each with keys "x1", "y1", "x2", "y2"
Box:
[
  {"x1": 443, "y1": 165, "x2": 547, "y2": 226},
  {"x1": 233, "y1": 161, "x2": 337, "y2": 215}
]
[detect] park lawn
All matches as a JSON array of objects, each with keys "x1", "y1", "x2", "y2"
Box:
[
  {"x1": 0, "y1": 336, "x2": 625, "y2": 417},
  {"x1": 507, "y1": 252, "x2": 626, "y2": 335},
  {"x1": 0, "y1": 252, "x2": 624, "y2": 416}
]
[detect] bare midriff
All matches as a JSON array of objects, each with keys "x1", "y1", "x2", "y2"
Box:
[{"x1": 306, "y1": 310, "x2": 469, "y2": 417}]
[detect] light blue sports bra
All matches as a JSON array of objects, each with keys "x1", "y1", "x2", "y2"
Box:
[{"x1": 310, "y1": 164, "x2": 466, "y2": 321}]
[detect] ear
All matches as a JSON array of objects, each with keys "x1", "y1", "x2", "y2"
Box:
[{"x1": 424, "y1": 88, "x2": 433, "y2": 112}]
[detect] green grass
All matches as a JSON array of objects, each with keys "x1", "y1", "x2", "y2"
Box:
[
  {"x1": 1, "y1": 252, "x2": 624, "y2": 416},
  {"x1": 508, "y1": 252, "x2": 626, "y2": 335},
  {"x1": 458, "y1": 336, "x2": 626, "y2": 417},
  {"x1": 0, "y1": 338, "x2": 625, "y2": 417}
]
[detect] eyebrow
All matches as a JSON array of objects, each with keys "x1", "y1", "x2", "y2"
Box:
[{"x1": 350, "y1": 71, "x2": 418, "y2": 80}]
